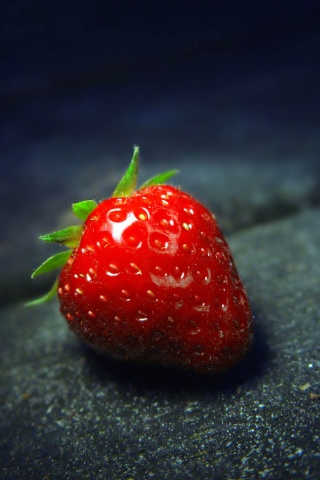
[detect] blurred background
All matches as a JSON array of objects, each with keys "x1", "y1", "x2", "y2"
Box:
[{"x1": 1, "y1": 0, "x2": 320, "y2": 304}]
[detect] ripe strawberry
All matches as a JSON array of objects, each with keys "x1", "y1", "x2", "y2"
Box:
[{"x1": 29, "y1": 147, "x2": 253, "y2": 374}]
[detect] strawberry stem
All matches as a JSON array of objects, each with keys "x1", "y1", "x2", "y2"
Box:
[
  {"x1": 112, "y1": 145, "x2": 140, "y2": 197},
  {"x1": 31, "y1": 250, "x2": 72, "y2": 278},
  {"x1": 25, "y1": 278, "x2": 59, "y2": 306},
  {"x1": 140, "y1": 169, "x2": 179, "y2": 189},
  {"x1": 39, "y1": 225, "x2": 83, "y2": 248},
  {"x1": 72, "y1": 200, "x2": 97, "y2": 221}
]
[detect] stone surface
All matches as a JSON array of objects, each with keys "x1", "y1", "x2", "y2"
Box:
[{"x1": 1, "y1": 208, "x2": 319, "y2": 479}]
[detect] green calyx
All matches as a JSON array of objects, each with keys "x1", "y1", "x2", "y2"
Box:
[
  {"x1": 112, "y1": 145, "x2": 178, "y2": 196},
  {"x1": 27, "y1": 146, "x2": 178, "y2": 306}
]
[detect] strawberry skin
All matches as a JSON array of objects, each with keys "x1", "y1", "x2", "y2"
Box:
[{"x1": 58, "y1": 184, "x2": 253, "y2": 374}]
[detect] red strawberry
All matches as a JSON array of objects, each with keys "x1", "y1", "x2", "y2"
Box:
[{"x1": 29, "y1": 147, "x2": 253, "y2": 374}]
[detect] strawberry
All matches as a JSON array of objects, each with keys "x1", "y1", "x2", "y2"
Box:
[{"x1": 29, "y1": 147, "x2": 253, "y2": 374}]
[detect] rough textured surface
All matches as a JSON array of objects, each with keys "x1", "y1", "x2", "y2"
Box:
[{"x1": 1, "y1": 209, "x2": 320, "y2": 479}]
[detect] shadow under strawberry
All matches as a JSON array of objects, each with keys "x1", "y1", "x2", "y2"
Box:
[{"x1": 77, "y1": 307, "x2": 271, "y2": 396}]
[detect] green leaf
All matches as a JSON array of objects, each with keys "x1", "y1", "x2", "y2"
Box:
[
  {"x1": 25, "y1": 278, "x2": 59, "y2": 306},
  {"x1": 72, "y1": 200, "x2": 97, "y2": 221},
  {"x1": 112, "y1": 145, "x2": 140, "y2": 197},
  {"x1": 31, "y1": 250, "x2": 72, "y2": 278},
  {"x1": 39, "y1": 225, "x2": 83, "y2": 248},
  {"x1": 140, "y1": 169, "x2": 179, "y2": 189}
]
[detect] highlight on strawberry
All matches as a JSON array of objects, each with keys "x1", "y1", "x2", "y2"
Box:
[{"x1": 28, "y1": 146, "x2": 253, "y2": 374}]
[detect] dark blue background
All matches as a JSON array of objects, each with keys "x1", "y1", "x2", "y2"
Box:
[{"x1": 1, "y1": 0, "x2": 319, "y2": 160}]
